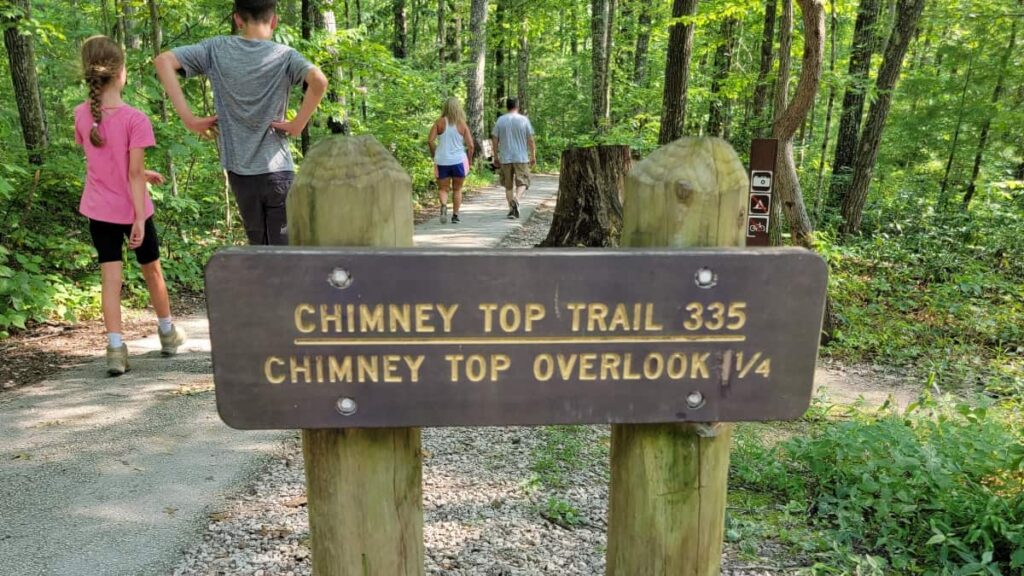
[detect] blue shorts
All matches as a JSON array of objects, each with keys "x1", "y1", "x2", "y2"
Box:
[{"x1": 435, "y1": 162, "x2": 467, "y2": 180}]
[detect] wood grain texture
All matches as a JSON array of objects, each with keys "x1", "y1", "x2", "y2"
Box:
[
  {"x1": 608, "y1": 136, "x2": 746, "y2": 576},
  {"x1": 289, "y1": 135, "x2": 423, "y2": 576}
]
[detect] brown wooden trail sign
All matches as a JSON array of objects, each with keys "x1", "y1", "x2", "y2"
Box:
[
  {"x1": 203, "y1": 135, "x2": 826, "y2": 576},
  {"x1": 206, "y1": 247, "x2": 826, "y2": 429}
]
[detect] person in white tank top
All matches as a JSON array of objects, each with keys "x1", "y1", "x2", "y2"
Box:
[{"x1": 428, "y1": 98, "x2": 475, "y2": 224}]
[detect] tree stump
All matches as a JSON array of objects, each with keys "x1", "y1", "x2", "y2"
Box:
[
  {"x1": 539, "y1": 145, "x2": 630, "y2": 247},
  {"x1": 607, "y1": 137, "x2": 747, "y2": 576},
  {"x1": 287, "y1": 135, "x2": 423, "y2": 576}
]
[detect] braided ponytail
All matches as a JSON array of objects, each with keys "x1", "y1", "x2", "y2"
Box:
[
  {"x1": 87, "y1": 75, "x2": 106, "y2": 146},
  {"x1": 80, "y1": 36, "x2": 125, "y2": 148}
]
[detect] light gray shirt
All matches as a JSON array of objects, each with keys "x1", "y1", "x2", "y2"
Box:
[
  {"x1": 492, "y1": 112, "x2": 535, "y2": 164},
  {"x1": 173, "y1": 36, "x2": 313, "y2": 175}
]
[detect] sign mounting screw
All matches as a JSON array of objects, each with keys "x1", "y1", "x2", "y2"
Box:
[
  {"x1": 336, "y1": 397, "x2": 358, "y2": 416},
  {"x1": 686, "y1": 391, "x2": 705, "y2": 409},
  {"x1": 695, "y1": 267, "x2": 717, "y2": 289},
  {"x1": 328, "y1": 268, "x2": 353, "y2": 289}
]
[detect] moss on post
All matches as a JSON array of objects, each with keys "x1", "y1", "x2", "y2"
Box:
[
  {"x1": 288, "y1": 135, "x2": 423, "y2": 576},
  {"x1": 607, "y1": 137, "x2": 748, "y2": 576}
]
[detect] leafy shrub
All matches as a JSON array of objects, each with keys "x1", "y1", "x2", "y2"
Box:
[{"x1": 732, "y1": 397, "x2": 1024, "y2": 573}]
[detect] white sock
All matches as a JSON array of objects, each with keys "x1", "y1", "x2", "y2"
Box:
[
  {"x1": 108, "y1": 333, "x2": 123, "y2": 348},
  {"x1": 158, "y1": 317, "x2": 173, "y2": 335}
]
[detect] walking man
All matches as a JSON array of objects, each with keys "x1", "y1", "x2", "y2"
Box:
[{"x1": 491, "y1": 98, "x2": 536, "y2": 219}]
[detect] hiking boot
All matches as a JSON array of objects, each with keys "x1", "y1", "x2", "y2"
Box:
[
  {"x1": 507, "y1": 209, "x2": 515, "y2": 220},
  {"x1": 451, "y1": 213, "x2": 460, "y2": 224},
  {"x1": 512, "y1": 200, "x2": 521, "y2": 219},
  {"x1": 107, "y1": 344, "x2": 129, "y2": 376},
  {"x1": 440, "y1": 204, "x2": 449, "y2": 224},
  {"x1": 159, "y1": 324, "x2": 187, "y2": 356}
]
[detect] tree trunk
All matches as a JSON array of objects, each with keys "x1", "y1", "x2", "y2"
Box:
[
  {"x1": 827, "y1": 0, "x2": 881, "y2": 212},
  {"x1": 393, "y1": 0, "x2": 408, "y2": 58},
  {"x1": 300, "y1": 0, "x2": 314, "y2": 153},
  {"x1": 540, "y1": 145, "x2": 629, "y2": 248},
  {"x1": 658, "y1": 0, "x2": 699, "y2": 145},
  {"x1": 939, "y1": 57, "x2": 973, "y2": 205},
  {"x1": 320, "y1": 0, "x2": 349, "y2": 134},
  {"x1": 571, "y1": 0, "x2": 580, "y2": 86},
  {"x1": 771, "y1": 0, "x2": 822, "y2": 250},
  {"x1": 632, "y1": 2, "x2": 651, "y2": 85},
  {"x1": 751, "y1": 0, "x2": 777, "y2": 132},
  {"x1": 813, "y1": 0, "x2": 837, "y2": 224},
  {"x1": 446, "y1": 0, "x2": 462, "y2": 64},
  {"x1": 465, "y1": 0, "x2": 489, "y2": 147},
  {"x1": 839, "y1": 0, "x2": 926, "y2": 235},
  {"x1": 964, "y1": 7, "x2": 1017, "y2": 208},
  {"x1": 438, "y1": 0, "x2": 446, "y2": 81},
  {"x1": 493, "y1": 0, "x2": 505, "y2": 107},
  {"x1": 768, "y1": 0, "x2": 792, "y2": 247},
  {"x1": 517, "y1": 22, "x2": 530, "y2": 115},
  {"x1": 149, "y1": 0, "x2": 179, "y2": 195},
  {"x1": 591, "y1": 0, "x2": 610, "y2": 129},
  {"x1": 707, "y1": 17, "x2": 738, "y2": 137},
  {"x1": 3, "y1": 0, "x2": 48, "y2": 165}
]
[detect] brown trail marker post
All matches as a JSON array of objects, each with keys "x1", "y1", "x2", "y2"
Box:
[
  {"x1": 607, "y1": 137, "x2": 748, "y2": 575},
  {"x1": 286, "y1": 135, "x2": 422, "y2": 576}
]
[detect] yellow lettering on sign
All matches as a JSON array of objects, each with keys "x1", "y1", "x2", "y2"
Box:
[
  {"x1": 525, "y1": 304, "x2": 545, "y2": 332},
  {"x1": 357, "y1": 355, "x2": 379, "y2": 382},
  {"x1": 359, "y1": 305, "x2": 385, "y2": 333},
  {"x1": 389, "y1": 304, "x2": 411, "y2": 332},
  {"x1": 404, "y1": 355, "x2": 425, "y2": 382},
  {"x1": 415, "y1": 304, "x2": 435, "y2": 333},
  {"x1": 436, "y1": 304, "x2": 459, "y2": 333},
  {"x1": 478, "y1": 304, "x2": 498, "y2": 333},
  {"x1": 567, "y1": 302, "x2": 586, "y2": 332},
  {"x1": 265, "y1": 356, "x2": 286, "y2": 384},
  {"x1": 329, "y1": 356, "x2": 353, "y2": 382},
  {"x1": 320, "y1": 304, "x2": 343, "y2": 333},
  {"x1": 294, "y1": 304, "x2": 316, "y2": 333}
]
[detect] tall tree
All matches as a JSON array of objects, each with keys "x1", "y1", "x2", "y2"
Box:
[
  {"x1": 751, "y1": 0, "x2": 777, "y2": 130},
  {"x1": 964, "y1": 7, "x2": 1018, "y2": 208},
  {"x1": 707, "y1": 16, "x2": 738, "y2": 138},
  {"x1": 771, "y1": 0, "x2": 824, "y2": 249},
  {"x1": 840, "y1": 0, "x2": 927, "y2": 235},
  {"x1": 517, "y1": 20, "x2": 530, "y2": 115},
  {"x1": 590, "y1": 0, "x2": 611, "y2": 128},
  {"x1": 493, "y1": 0, "x2": 506, "y2": 107},
  {"x1": 813, "y1": 0, "x2": 838, "y2": 223},
  {"x1": 632, "y1": 2, "x2": 652, "y2": 85},
  {"x1": 393, "y1": 0, "x2": 408, "y2": 58},
  {"x1": 828, "y1": 0, "x2": 882, "y2": 211},
  {"x1": 768, "y1": 0, "x2": 793, "y2": 247},
  {"x1": 3, "y1": 0, "x2": 48, "y2": 165},
  {"x1": 148, "y1": 0, "x2": 179, "y2": 195},
  {"x1": 465, "y1": 0, "x2": 489, "y2": 147},
  {"x1": 658, "y1": 0, "x2": 699, "y2": 145}
]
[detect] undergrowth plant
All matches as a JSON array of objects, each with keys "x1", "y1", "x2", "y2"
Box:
[{"x1": 731, "y1": 395, "x2": 1024, "y2": 574}]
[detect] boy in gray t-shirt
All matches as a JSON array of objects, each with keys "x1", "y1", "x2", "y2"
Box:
[{"x1": 154, "y1": 0, "x2": 327, "y2": 245}]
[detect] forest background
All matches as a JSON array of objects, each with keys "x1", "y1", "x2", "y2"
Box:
[{"x1": 1, "y1": 0, "x2": 1022, "y2": 571}]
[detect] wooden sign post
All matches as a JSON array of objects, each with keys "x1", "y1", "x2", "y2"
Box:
[
  {"x1": 607, "y1": 137, "x2": 748, "y2": 575},
  {"x1": 287, "y1": 135, "x2": 423, "y2": 576}
]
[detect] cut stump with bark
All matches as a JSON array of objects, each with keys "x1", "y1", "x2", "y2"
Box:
[{"x1": 540, "y1": 145, "x2": 630, "y2": 247}]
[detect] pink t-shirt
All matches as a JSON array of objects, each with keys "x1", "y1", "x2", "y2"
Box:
[{"x1": 74, "y1": 103, "x2": 156, "y2": 225}]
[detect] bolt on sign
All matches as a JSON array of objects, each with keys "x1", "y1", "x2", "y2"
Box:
[{"x1": 205, "y1": 248, "x2": 827, "y2": 429}]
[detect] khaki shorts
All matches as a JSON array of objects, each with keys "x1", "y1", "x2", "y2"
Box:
[{"x1": 500, "y1": 162, "x2": 531, "y2": 190}]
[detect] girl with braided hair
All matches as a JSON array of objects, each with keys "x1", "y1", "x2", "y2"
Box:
[{"x1": 76, "y1": 35, "x2": 186, "y2": 376}]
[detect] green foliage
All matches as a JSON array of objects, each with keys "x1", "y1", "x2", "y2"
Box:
[
  {"x1": 731, "y1": 397, "x2": 1024, "y2": 573},
  {"x1": 819, "y1": 189, "x2": 1024, "y2": 394},
  {"x1": 540, "y1": 496, "x2": 584, "y2": 528}
]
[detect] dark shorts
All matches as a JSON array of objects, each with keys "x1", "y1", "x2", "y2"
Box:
[
  {"x1": 227, "y1": 171, "x2": 294, "y2": 246},
  {"x1": 89, "y1": 217, "x2": 160, "y2": 265},
  {"x1": 435, "y1": 161, "x2": 467, "y2": 180}
]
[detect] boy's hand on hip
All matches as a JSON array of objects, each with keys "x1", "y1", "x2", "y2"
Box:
[
  {"x1": 185, "y1": 115, "x2": 218, "y2": 139},
  {"x1": 144, "y1": 170, "x2": 165, "y2": 185},
  {"x1": 270, "y1": 119, "x2": 304, "y2": 138},
  {"x1": 129, "y1": 220, "x2": 146, "y2": 249}
]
